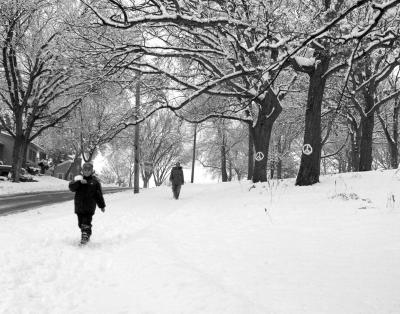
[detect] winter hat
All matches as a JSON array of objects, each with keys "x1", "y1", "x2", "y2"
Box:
[{"x1": 82, "y1": 162, "x2": 94, "y2": 170}]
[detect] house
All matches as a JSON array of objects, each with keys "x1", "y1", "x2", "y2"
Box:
[
  {"x1": 0, "y1": 131, "x2": 46, "y2": 167},
  {"x1": 52, "y1": 158, "x2": 82, "y2": 181}
]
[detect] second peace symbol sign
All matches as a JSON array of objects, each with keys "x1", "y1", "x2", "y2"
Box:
[{"x1": 255, "y1": 151, "x2": 264, "y2": 161}]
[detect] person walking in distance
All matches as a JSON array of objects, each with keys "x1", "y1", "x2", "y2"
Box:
[
  {"x1": 69, "y1": 162, "x2": 106, "y2": 245},
  {"x1": 169, "y1": 162, "x2": 184, "y2": 199}
]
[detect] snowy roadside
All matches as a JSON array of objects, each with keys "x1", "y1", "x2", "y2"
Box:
[{"x1": 0, "y1": 175, "x2": 116, "y2": 196}]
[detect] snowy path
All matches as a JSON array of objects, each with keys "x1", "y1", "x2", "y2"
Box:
[{"x1": 1, "y1": 176, "x2": 400, "y2": 314}]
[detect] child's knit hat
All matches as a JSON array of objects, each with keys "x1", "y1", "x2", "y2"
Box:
[{"x1": 82, "y1": 162, "x2": 93, "y2": 170}]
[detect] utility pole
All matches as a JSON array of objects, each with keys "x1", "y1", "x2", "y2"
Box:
[
  {"x1": 191, "y1": 123, "x2": 197, "y2": 183},
  {"x1": 133, "y1": 71, "x2": 141, "y2": 193}
]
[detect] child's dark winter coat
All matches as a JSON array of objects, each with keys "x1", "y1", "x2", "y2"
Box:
[
  {"x1": 69, "y1": 162, "x2": 105, "y2": 244},
  {"x1": 69, "y1": 175, "x2": 105, "y2": 215}
]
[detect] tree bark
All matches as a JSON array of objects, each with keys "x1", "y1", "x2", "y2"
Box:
[
  {"x1": 390, "y1": 96, "x2": 400, "y2": 168},
  {"x1": 11, "y1": 134, "x2": 27, "y2": 182},
  {"x1": 348, "y1": 118, "x2": 361, "y2": 172},
  {"x1": 276, "y1": 159, "x2": 282, "y2": 179},
  {"x1": 134, "y1": 72, "x2": 141, "y2": 194},
  {"x1": 358, "y1": 114, "x2": 375, "y2": 171},
  {"x1": 220, "y1": 129, "x2": 228, "y2": 182},
  {"x1": 378, "y1": 100, "x2": 399, "y2": 169},
  {"x1": 388, "y1": 140, "x2": 398, "y2": 169},
  {"x1": 358, "y1": 113, "x2": 374, "y2": 171},
  {"x1": 251, "y1": 88, "x2": 282, "y2": 183},
  {"x1": 276, "y1": 136, "x2": 282, "y2": 179},
  {"x1": 247, "y1": 124, "x2": 254, "y2": 180},
  {"x1": 191, "y1": 124, "x2": 197, "y2": 183},
  {"x1": 295, "y1": 52, "x2": 330, "y2": 186},
  {"x1": 358, "y1": 89, "x2": 375, "y2": 171}
]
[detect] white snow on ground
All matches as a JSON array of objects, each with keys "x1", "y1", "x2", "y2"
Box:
[
  {"x1": 1, "y1": 170, "x2": 400, "y2": 313},
  {"x1": 0, "y1": 175, "x2": 70, "y2": 194},
  {"x1": 0, "y1": 175, "x2": 116, "y2": 195}
]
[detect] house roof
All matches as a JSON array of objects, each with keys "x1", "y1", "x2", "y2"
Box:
[
  {"x1": 29, "y1": 142, "x2": 45, "y2": 152},
  {"x1": 0, "y1": 131, "x2": 45, "y2": 152},
  {"x1": 55, "y1": 160, "x2": 73, "y2": 167}
]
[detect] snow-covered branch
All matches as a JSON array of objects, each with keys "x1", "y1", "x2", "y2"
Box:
[{"x1": 81, "y1": 0, "x2": 252, "y2": 29}]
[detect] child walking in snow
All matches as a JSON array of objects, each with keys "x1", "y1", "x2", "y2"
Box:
[{"x1": 69, "y1": 162, "x2": 106, "y2": 244}]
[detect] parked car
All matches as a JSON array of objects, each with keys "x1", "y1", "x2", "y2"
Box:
[{"x1": 0, "y1": 162, "x2": 12, "y2": 177}]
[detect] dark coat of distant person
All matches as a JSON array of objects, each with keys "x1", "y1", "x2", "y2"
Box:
[{"x1": 169, "y1": 164, "x2": 184, "y2": 185}]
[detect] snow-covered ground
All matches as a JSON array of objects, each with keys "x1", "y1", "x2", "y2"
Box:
[
  {"x1": 1, "y1": 170, "x2": 400, "y2": 313},
  {"x1": 0, "y1": 175, "x2": 72, "y2": 194},
  {"x1": 0, "y1": 175, "x2": 118, "y2": 195}
]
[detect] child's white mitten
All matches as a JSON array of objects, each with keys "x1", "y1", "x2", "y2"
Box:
[{"x1": 74, "y1": 175, "x2": 83, "y2": 181}]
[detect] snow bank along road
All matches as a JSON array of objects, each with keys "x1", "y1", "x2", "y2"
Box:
[{"x1": 0, "y1": 187, "x2": 132, "y2": 216}]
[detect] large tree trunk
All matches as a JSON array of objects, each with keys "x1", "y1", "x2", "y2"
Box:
[
  {"x1": 276, "y1": 159, "x2": 282, "y2": 179},
  {"x1": 358, "y1": 113, "x2": 374, "y2": 171},
  {"x1": 251, "y1": 123, "x2": 271, "y2": 182},
  {"x1": 133, "y1": 72, "x2": 141, "y2": 193},
  {"x1": 388, "y1": 140, "x2": 398, "y2": 169},
  {"x1": 247, "y1": 124, "x2": 254, "y2": 180},
  {"x1": 389, "y1": 100, "x2": 399, "y2": 169},
  {"x1": 358, "y1": 89, "x2": 375, "y2": 171},
  {"x1": 295, "y1": 53, "x2": 330, "y2": 186},
  {"x1": 350, "y1": 128, "x2": 361, "y2": 171},
  {"x1": 276, "y1": 137, "x2": 282, "y2": 179},
  {"x1": 251, "y1": 88, "x2": 282, "y2": 183},
  {"x1": 220, "y1": 132, "x2": 228, "y2": 182},
  {"x1": 378, "y1": 100, "x2": 399, "y2": 169},
  {"x1": 11, "y1": 134, "x2": 27, "y2": 182},
  {"x1": 390, "y1": 95, "x2": 399, "y2": 168},
  {"x1": 347, "y1": 114, "x2": 361, "y2": 171},
  {"x1": 191, "y1": 124, "x2": 197, "y2": 183}
]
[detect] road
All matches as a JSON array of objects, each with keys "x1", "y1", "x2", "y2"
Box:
[{"x1": 0, "y1": 187, "x2": 132, "y2": 216}]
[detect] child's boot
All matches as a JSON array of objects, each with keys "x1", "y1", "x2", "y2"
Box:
[{"x1": 80, "y1": 225, "x2": 91, "y2": 244}]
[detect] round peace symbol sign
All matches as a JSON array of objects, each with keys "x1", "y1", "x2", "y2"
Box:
[
  {"x1": 255, "y1": 151, "x2": 265, "y2": 161},
  {"x1": 302, "y1": 144, "x2": 313, "y2": 155}
]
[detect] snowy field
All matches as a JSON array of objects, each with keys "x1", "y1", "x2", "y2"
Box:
[{"x1": 1, "y1": 170, "x2": 400, "y2": 313}]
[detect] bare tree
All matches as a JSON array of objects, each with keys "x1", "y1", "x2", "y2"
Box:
[
  {"x1": 270, "y1": 104, "x2": 304, "y2": 179},
  {"x1": 346, "y1": 52, "x2": 400, "y2": 171},
  {"x1": 76, "y1": 86, "x2": 134, "y2": 162},
  {"x1": 285, "y1": 0, "x2": 400, "y2": 185},
  {"x1": 80, "y1": 0, "x2": 400, "y2": 184},
  {"x1": 101, "y1": 138, "x2": 135, "y2": 187},
  {"x1": 0, "y1": 0, "x2": 99, "y2": 181},
  {"x1": 197, "y1": 119, "x2": 248, "y2": 181},
  {"x1": 140, "y1": 110, "x2": 187, "y2": 187},
  {"x1": 376, "y1": 71, "x2": 400, "y2": 169}
]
